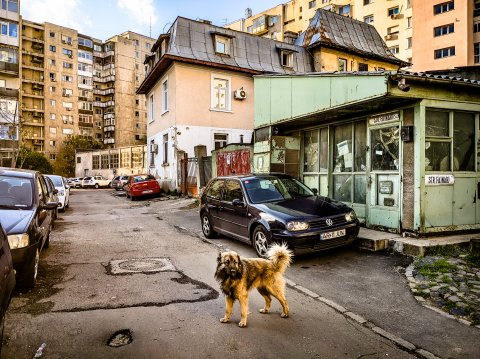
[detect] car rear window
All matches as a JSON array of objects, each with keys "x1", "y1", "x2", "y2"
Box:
[
  {"x1": 132, "y1": 175, "x2": 155, "y2": 183},
  {"x1": 47, "y1": 175, "x2": 63, "y2": 187}
]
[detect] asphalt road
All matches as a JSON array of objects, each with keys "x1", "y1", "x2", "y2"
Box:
[{"x1": 0, "y1": 190, "x2": 477, "y2": 358}]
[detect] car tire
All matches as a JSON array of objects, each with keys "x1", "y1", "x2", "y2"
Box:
[
  {"x1": 17, "y1": 248, "x2": 39, "y2": 290},
  {"x1": 252, "y1": 225, "x2": 272, "y2": 259},
  {"x1": 201, "y1": 213, "x2": 217, "y2": 239},
  {"x1": 131, "y1": 195, "x2": 136, "y2": 201},
  {"x1": 44, "y1": 224, "x2": 52, "y2": 248},
  {"x1": 94, "y1": 183, "x2": 99, "y2": 189}
]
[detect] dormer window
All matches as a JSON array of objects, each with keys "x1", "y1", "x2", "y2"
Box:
[
  {"x1": 215, "y1": 35, "x2": 231, "y2": 55},
  {"x1": 281, "y1": 50, "x2": 294, "y2": 68}
]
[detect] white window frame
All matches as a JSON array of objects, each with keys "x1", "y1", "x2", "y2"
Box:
[
  {"x1": 214, "y1": 35, "x2": 231, "y2": 55},
  {"x1": 162, "y1": 133, "x2": 168, "y2": 164},
  {"x1": 161, "y1": 77, "x2": 168, "y2": 114},
  {"x1": 214, "y1": 133, "x2": 228, "y2": 150},
  {"x1": 211, "y1": 74, "x2": 231, "y2": 112},
  {"x1": 149, "y1": 93, "x2": 154, "y2": 123},
  {"x1": 280, "y1": 50, "x2": 294, "y2": 68}
]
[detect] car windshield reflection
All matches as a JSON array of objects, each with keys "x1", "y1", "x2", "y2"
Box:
[{"x1": 0, "y1": 176, "x2": 34, "y2": 208}]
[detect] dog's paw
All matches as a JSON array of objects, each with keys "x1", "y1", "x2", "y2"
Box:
[
  {"x1": 220, "y1": 317, "x2": 230, "y2": 323},
  {"x1": 281, "y1": 312, "x2": 289, "y2": 318},
  {"x1": 259, "y1": 308, "x2": 269, "y2": 314},
  {"x1": 238, "y1": 321, "x2": 247, "y2": 328}
]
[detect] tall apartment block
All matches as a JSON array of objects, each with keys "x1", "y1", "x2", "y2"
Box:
[
  {"x1": 227, "y1": 0, "x2": 480, "y2": 71},
  {"x1": 412, "y1": 0, "x2": 480, "y2": 71},
  {"x1": 0, "y1": 0, "x2": 19, "y2": 166},
  {"x1": 19, "y1": 17, "x2": 154, "y2": 161}
]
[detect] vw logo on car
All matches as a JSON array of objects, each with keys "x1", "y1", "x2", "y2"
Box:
[{"x1": 326, "y1": 218, "x2": 334, "y2": 226}]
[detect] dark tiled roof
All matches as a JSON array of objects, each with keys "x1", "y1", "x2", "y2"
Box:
[
  {"x1": 295, "y1": 9, "x2": 407, "y2": 66},
  {"x1": 399, "y1": 70, "x2": 480, "y2": 86},
  {"x1": 166, "y1": 17, "x2": 312, "y2": 74}
]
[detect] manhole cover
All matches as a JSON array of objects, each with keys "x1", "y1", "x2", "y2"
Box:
[
  {"x1": 107, "y1": 329, "x2": 133, "y2": 347},
  {"x1": 109, "y1": 258, "x2": 176, "y2": 274}
]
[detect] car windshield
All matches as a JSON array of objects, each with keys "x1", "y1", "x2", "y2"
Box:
[
  {"x1": 243, "y1": 176, "x2": 315, "y2": 204},
  {"x1": 0, "y1": 175, "x2": 34, "y2": 209}
]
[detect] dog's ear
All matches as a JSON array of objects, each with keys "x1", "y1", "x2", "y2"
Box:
[
  {"x1": 236, "y1": 253, "x2": 241, "y2": 263},
  {"x1": 217, "y1": 252, "x2": 222, "y2": 264}
]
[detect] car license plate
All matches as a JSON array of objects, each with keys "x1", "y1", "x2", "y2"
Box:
[
  {"x1": 142, "y1": 189, "x2": 153, "y2": 194},
  {"x1": 320, "y1": 229, "x2": 346, "y2": 240}
]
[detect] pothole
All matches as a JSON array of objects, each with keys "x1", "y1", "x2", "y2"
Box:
[
  {"x1": 108, "y1": 258, "x2": 176, "y2": 275},
  {"x1": 107, "y1": 329, "x2": 133, "y2": 347}
]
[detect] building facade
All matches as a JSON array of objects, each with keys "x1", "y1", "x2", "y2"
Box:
[
  {"x1": 253, "y1": 71, "x2": 480, "y2": 235},
  {"x1": 0, "y1": 0, "x2": 20, "y2": 166},
  {"x1": 19, "y1": 17, "x2": 154, "y2": 163}
]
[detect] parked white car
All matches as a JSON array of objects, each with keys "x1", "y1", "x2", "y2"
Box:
[
  {"x1": 45, "y1": 174, "x2": 70, "y2": 212},
  {"x1": 82, "y1": 175, "x2": 111, "y2": 189}
]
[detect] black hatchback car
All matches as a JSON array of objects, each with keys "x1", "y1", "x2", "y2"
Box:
[
  {"x1": 0, "y1": 168, "x2": 58, "y2": 289},
  {"x1": 200, "y1": 173, "x2": 360, "y2": 258},
  {"x1": 0, "y1": 222, "x2": 15, "y2": 353}
]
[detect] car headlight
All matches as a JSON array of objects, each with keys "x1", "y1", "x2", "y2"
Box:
[
  {"x1": 7, "y1": 233, "x2": 30, "y2": 249},
  {"x1": 345, "y1": 211, "x2": 357, "y2": 222},
  {"x1": 286, "y1": 221, "x2": 309, "y2": 231}
]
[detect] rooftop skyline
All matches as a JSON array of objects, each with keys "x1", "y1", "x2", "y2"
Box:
[{"x1": 22, "y1": 0, "x2": 281, "y2": 41}]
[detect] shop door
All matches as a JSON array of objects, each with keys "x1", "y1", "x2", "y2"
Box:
[{"x1": 367, "y1": 124, "x2": 401, "y2": 231}]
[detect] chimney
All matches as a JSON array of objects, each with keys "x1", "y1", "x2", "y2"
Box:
[{"x1": 283, "y1": 31, "x2": 299, "y2": 44}]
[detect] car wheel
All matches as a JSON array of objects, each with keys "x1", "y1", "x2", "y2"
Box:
[
  {"x1": 17, "y1": 248, "x2": 40, "y2": 290},
  {"x1": 252, "y1": 225, "x2": 271, "y2": 258},
  {"x1": 201, "y1": 213, "x2": 217, "y2": 239},
  {"x1": 94, "y1": 183, "x2": 99, "y2": 189},
  {"x1": 131, "y1": 195, "x2": 136, "y2": 201},
  {"x1": 44, "y1": 224, "x2": 52, "y2": 248}
]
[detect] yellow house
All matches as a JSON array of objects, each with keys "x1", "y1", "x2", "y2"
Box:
[{"x1": 295, "y1": 9, "x2": 409, "y2": 72}]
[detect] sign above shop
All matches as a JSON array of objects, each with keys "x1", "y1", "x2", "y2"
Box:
[
  {"x1": 369, "y1": 111, "x2": 400, "y2": 125},
  {"x1": 425, "y1": 174, "x2": 455, "y2": 186}
]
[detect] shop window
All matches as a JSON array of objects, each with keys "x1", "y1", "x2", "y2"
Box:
[
  {"x1": 425, "y1": 110, "x2": 476, "y2": 171},
  {"x1": 370, "y1": 126, "x2": 399, "y2": 171}
]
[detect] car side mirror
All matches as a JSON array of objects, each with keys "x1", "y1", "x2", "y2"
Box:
[
  {"x1": 65, "y1": 185, "x2": 70, "y2": 189},
  {"x1": 312, "y1": 188, "x2": 318, "y2": 195},
  {"x1": 42, "y1": 201, "x2": 59, "y2": 210},
  {"x1": 232, "y1": 199, "x2": 245, "y2": 207}
]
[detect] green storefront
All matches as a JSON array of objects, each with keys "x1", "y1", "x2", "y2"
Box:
[{"x1": 253, "y1": 72, "x2": 480, "y2": 235}]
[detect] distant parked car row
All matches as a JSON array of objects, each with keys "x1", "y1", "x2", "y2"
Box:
[{"x1": 67, "y1": 175, "x2": 111, "y2": 189}]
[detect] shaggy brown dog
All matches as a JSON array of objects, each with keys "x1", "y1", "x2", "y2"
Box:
[{"x1": 214, "y1": 243, "x2": 293, "y2": 327}]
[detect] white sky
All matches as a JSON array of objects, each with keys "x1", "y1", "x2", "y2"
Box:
[{"x1": 21, "y1": 0, "x2": 282, "y2": 40}]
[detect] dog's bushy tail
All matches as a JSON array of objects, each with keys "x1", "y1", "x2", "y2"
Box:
[{"x1": 267, "y1": 243, "x2": 293, "y2": 273}]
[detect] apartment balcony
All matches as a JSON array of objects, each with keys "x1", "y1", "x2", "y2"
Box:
[
  {"x1": 103, "y1": 138, "x2": 115, "y2": 144},
  {"x1": 0, "y1": 87, "x2": 19, "y2": 98},
  {"x1": 22, "y1": 48, "x2": 44, "y2": 57},
  {"x1": 94, "y1": 50, "x2": 115, "y2": 58},
  {"x1": 93, "y1": 75, "x2": 115, "y2": 83},
  {"x1": 0, "y1": 139, "x2": 18, "y2": 150},
  {"x1": 104, "y1": 125, "x2": 115, "y2": 132},
  {"x1": 0, "y1": 62, "x2": 19, "y2": 76},
  {"x1": 93, "y1": 100, "x2": 115, "y2": 108},
  {"x1": 22, "y1": 118, "x2": 44, "y2": 126},
  {"x1": 22, "y1": 76, "x2": 44, "y2": 84},
  {"x1": 21, "y1": 90, "x2": 43, "y2": 99},
  {"x1": 103, "y1": 113, "x2": 115, "y2": 120},
  {"x1": 93, "y1": 88, "x2": 115, "y2": 96},
  {"x1": 22, "y1": 34, "x2": 45, "y2": 44},
  {"x1": 23, "y1": 134, "x2": 45, "y2": 141}
]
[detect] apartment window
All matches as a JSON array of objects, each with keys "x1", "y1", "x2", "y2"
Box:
[
  {"x1": 434, "y1": 1, "x2": 454, "y2": 15},
  {"x1": 280, "y1": 50, "x2": 294, "y2": 68},
  {"x1": 62, "y1": 102, "x2": 73, "y2": 110},
  {"x1": 50, "y1": 154, "x2": 56, "y2": 161},
  {"x1": 49, "y1": 45, "x2": 56, "y2": 52},
  {"x1": 149, "y1": 94, "x2": 154, "y2": 122},
  {"x1": 77, "y1": 50, "x2": 92, "y2": 60},
  {"x1": 214, "y1": 35, "x2": 231, "y2": 55},
  {"x1": 434, "y1": 23, "x2": 454, "y2": 36},
  {"x1": 364, "y1": 15, "x2": 374, "y2": 24},
  {"x1": 2, "y1": 0, "x2": 18, "y2": 12},
  {"x1": 49, "y1": 127, "x2": 56, "y2": 135},
  {"x1": 50, "y1": 100, "x2": 56, "y2": 106},
  {"x1": 338, "y1": 5, "x2": 350, "y2": 15},
  {"x1": 387, "y1": 26, "x2": 399, "y2": 35},
  {"x1": 474, "y1": 43, "x2": 479, "y2": 63},
  {"x1": 407, "y1": 17, "x2": 412, "y2": 28},
  {"x1": 214, "y1": 133, "x2": 228, "y2": 150},
  {"x1": 0, "y1": 79, "x2": 5, "y2": 87},
  {"x1": 389, "y1": 46, "x2": 400, "y2": 54},
  {"x1": 406, "y1": 0, "x2": 412, "y2": 9},
  {"x1": 363, "y1": 0, "x2": 373, "y2": 5},
  {"x1": 49, "y1": 59, "x2": 56, "y2": 66},
  {"x1": 308, "y1": 0, "x2": 316, "y2": 9},
  {"x1": 163, "y1": 133, "x2": 168, "y2": 164},
  {"x1": 211, "y1": 76, "x2": 230, "y2": 111},
  {"x1": 63, "y1": 88, "x2": 73, "y2": 97},
  {"x1": 63, "y1": 61, "x2": 73, "y2": 68},
  {"x1": 475, "y1": 1, "x2": 480, "y2": 17},
  {"x1": 61, "y1": 35, "x2": 73, "y2": 45},
  {"x1": 78, "y1": 37, "x2": 93, "y2": 47},
  {"x1": 49, "y1": 140, "x2": 56, "y2": 147},
  {"x1": 62, "y1": 48, "x2": 73, "y2": 57},
  {"x1": 407, "y1": 37, "x2": 412, "y2": 49},
  {"x1": 146, "y1": 42, "x2": 151, "y2": 49},
  {"x1": 162, "y1": 79, "x2": 168, "y2": 113},
  {"x1": 338, "y1": 58, "x2": 347, "y2": 71},
  {"x1": 49, "y1": 86, "x2": 56, "y2": 93},
  {"x1": 247, "y1": 25, "x2": 252, "y2": 33},
  {"x1": 49, "y1": 73, "x2": 56, "y2": 81},
  {"x1": 49, "y1": 31, "x2": 55, "y2": 38},
  {"x1": 49, "y1": 113, "x2": 55, "y2": 120},
  {"x1": 474, "y1": 22, "x2": 480, "y2": 33},
  {"x1": 63, "y1": 128, "x2": 74, "y2": 135},
  {"x1": 434, "y1": 46, "x2": 455, "y2": 59},
  {"x1": 62, "y1": 75, "x2": 73, "y2": 82},
  {"x1": 388, "y1": 7, "x2": 400, "y2": 16},
  {"x1": 358, "y1": 63, "x2": 368, "y2": 71}
]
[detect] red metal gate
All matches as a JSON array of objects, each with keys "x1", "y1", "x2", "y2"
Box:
[{"x1": 216, "y1": 150, "x2": 250, "y2": 177}]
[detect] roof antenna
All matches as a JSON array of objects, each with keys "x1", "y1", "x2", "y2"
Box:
[{"x1": 149, "y1": 17, "x2": 152, "y2": 38}]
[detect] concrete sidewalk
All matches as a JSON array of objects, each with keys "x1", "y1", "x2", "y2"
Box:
[{"x1": 356, "y1": 227, "x2": 479, "y2": 256}]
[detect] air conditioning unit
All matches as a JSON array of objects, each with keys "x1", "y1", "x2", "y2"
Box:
[
  {"x1": 234, "y1": 88, "x2": 247, "y2": 100},
  {"x1": 66, "y1": 108, "x2": 72, "y2": 111},
  {"x1": 390, "y1": 14, "x2": 401, "y2": 20},
  {"x1": 385, "y1": 34, "x2": 393, "y2": 40},
  {"x1": 150, "y1": 143, "x2": 158, "y2": 154}
]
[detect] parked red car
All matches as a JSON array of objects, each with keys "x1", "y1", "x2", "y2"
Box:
[{"x1": 125, "y1": 174, "x2": 160, "y2": 201}]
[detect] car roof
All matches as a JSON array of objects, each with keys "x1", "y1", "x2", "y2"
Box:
[
  {"x1": 0, "y1": 167, "x2": 38, "y2": 178},
  {"x1": 212, "y1": 173, "x2": 294, "y2": 181}
]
